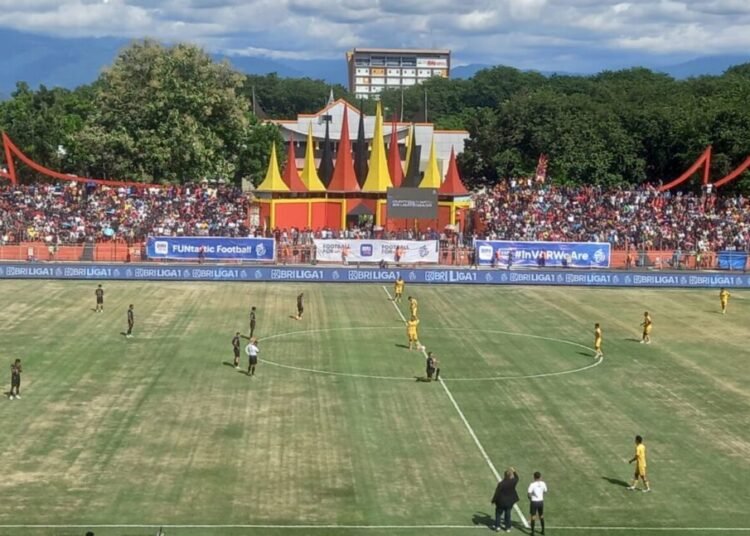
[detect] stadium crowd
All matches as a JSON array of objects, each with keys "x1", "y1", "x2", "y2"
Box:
[
  {"x1": 473, "y1": 181, "x2": 750, "y2": 252},
  {"x1": 1, "y1": 180, "x2": 749, "y2": 253},
  {"x1": 0, "y1": 182, "x2": 250, "y2": 244}
]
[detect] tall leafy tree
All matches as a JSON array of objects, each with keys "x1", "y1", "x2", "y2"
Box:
[{"x1": 72, "y1": 40, "x2": 276, "y2": 184}]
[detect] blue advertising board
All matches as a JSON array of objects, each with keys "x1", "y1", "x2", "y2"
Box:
[
  {"x1": 717, "y1": 250, "x2": 748, "y2": 271},
  {"x1": 474, "y1": 240, "x2": 611, "y2": 268},
  {"x1": 0, "y1": 262, "x2": 748, "y2": 288},
  {"x1": 146, "y1": 236, "x2": 275, "y2": 262}
]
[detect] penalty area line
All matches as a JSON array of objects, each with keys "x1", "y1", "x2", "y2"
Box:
[{"x1": 381, "y1": 285, "x2": 530, "y2": 530}]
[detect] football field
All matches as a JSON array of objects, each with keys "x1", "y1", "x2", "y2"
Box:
[{"x1": 1, "y1": 279, "x2": 749, "y2": 536}]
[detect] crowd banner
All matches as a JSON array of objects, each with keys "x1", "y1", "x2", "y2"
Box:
[
  {"x1": 313, "y1": 239, "x2": 439, "y2": 264},
  {"x1": 146, "y1": 236, "x2": 275, "y2": 262},
  {"x1": 1, "y1": 263, "x2": 749, "y2": 288},
  {"x1": 474, "y1": 240, "x2": 611, "y2": 268},
  {"x1": 717, "y1": 250, "x2": 748, "y2": 271}
]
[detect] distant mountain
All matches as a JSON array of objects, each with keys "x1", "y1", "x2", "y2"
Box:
[
  {"x1": 0, "y1": 29, "x2": 126, "y2": 97},
  {"x1": 451, "y1": 64, "x2": 490, "y2": 79},
  {"x1": 1, "y1": 27, "x2": 749, "y2": 97},
  {"x1": 453, "y1": 56, "x2": 750, "y2": 81},
  {"x1": 0, "y1": 29, "x2": 345, "y2": 97},
  {"x1": 657, "y1": 55, "x2": 750, "y2": 79}
]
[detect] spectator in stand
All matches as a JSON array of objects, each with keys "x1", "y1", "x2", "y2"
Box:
[{"x1": 472, "y1": 183, "x2": 750, "y2": 253}]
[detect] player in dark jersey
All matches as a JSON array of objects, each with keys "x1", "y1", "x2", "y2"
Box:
[
  {"x1": 232, "y1": 332, "x2": 241, "y2": 369},
  {"x1": 95, "y1": 285, "x2": 104, "y2": 312},
  {"x1": 296, "y1": 292, "x2": 304, "y2": 320},
  {"x1": 9, "y1": 359, "x2": 21, "y2": 400},
  {"x1": 126, "y1": 304, "x2": 134, "y2": 338},
  {"x1": 249, "y1": 306, "x2": 257, "y2": 338},
  {"x1": 426, "y1": 352, "x2": 436, "y2": 382}
]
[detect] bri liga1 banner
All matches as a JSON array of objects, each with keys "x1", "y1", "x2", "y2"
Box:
[
  {"x1": 313, "y1": 239, "x2": 439, "y2": 264},
  {"x1": 146, "y1": 236, "x2": 275, "y2": 261},
  {"x1": 474, "y1": 240, "x2": 611, "y2": 268}
]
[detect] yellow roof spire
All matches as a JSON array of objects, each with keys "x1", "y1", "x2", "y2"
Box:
[
  {"x1": 256, "y1": 142, "x2": 289, "y2": 192},
  {"x1": 300, "y1": 124, "x2": 327, "y2": 192},
  {"x1": 404, "y1": 124, "x2": 414, "y2": 174},
  {"x1": 362, "y1": 102, "x2": 393, "y2": 192},
  {"x1": 419, "y1": 136, "x2": 441, "y2": 189}
]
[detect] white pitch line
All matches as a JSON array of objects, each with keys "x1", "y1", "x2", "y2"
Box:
[
  {"x1": 0, "y1": 525, "x2": 749, "y2": 532},
  {"x1": 381, "y1": 285, "x2": 530, "y2": 529},
  {"x1": 257, "y1": 326, "x2": 602, "y2": 381}
]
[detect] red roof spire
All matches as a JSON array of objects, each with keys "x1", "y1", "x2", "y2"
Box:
[
  {"x1": 439, "y1": 147, "x2": 469, "y2": 195},
  {"x1": 387, "y1": 115, "x2": 404, "y2": 187},
  {"x1": 328, "y1": 105, "x2": 360, "y2": 192},
  {"x1": 282, "y1": 135, "x2": 307, "y2": 192}
]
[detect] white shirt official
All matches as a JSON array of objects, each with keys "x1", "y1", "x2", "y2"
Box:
[
  {"x1": 528, "y1": 481, "x2": 548, "y2": 502},
  {"x1": 245, "y1": 343, "x2": 259, "y2": 357}
]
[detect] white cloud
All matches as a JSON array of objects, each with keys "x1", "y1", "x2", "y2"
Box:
[{"x1": 0, "y1": 0, "x2": 747, "y2": 72}]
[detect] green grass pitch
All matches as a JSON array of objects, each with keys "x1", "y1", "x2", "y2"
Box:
[{"x1": 1, "y1": 280, "x2": 749, "y2": 536}]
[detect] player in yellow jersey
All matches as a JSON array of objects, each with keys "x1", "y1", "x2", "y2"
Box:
[
  {"x1": 628, "y1": 435, "x2": 651, "y2": 492},
  {"x1": 640, "y1": 312, "x2": 652, "y2": 344},
  {"x1": 408, "y1": 296, "x2": 418, "y2": 319},
  {"x1": 406, "y1": 317, "x2": 420, "y2": 350},
  {"x1": 719, "y1": 288, "x2": 730, "y2": 315},
  {"x1": 594, "y1": 323, "x2": 603, "y2": 359},
  {"x1": 394, "y1": 276, "x2": 405, "y2": 303}
]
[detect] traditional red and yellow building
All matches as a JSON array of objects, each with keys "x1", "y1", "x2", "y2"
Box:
[{"x1": 254, "y1": 100, "x2": 470, "y2": 232}]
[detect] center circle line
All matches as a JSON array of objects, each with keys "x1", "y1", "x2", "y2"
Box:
[{"x1": 256, "y1": 326, "x2": 602, "y2": 381}]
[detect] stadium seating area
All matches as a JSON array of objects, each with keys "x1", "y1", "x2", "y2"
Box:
[
  {"x1": 473, "y1": 182, "x2": 750, "y2": 252},
  {"x1": 0, "y1": 182, "x2": 250, "y2": 244},
  {"x1": 1, "y1": 181, "x2": 749, "y2": 253}
]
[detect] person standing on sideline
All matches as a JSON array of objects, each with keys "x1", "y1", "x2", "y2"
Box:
[
  {"x1": 94, "y1": 284, "x2": 104, "y2": 313},
  {"x1": 594, "y1": 323, "x2": 603, "y2": 359},
  {"x1": 719, "y1": 288, "x2": 730, "y2": 315},
  {"x1": 231, "y1": 332, "x2": 242, "y2": 369},
  {"x1": 9, "y1": 359, "x2": 21, "y2": 400},
  {"x1": 246, "y1": 338, "x2": 259, "y2": 377},
  {"x1": 491, "y1": 467, "x2": 520, "y2": 532},
  {"x1": 628, "y1": 435, "x2": 651, "y2": 492},
  {"x1": 126, "y1": 304, "x2": 135, "y2": 338},
  {"x1": 249, "y1": 306, "x2": 257, "y2": 338},
  {"x1": 295, "y1": 292, "x2": 304, "y2": 320},
  {"x1": 640, "y1": 312, "x2": 652, "y2": 344},
  {"x1": 528, "y1": 471, "x2": 548, "y2": 535}
]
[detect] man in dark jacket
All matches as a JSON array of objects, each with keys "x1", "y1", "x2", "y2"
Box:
[{"x1": 491, "y1": 467, "x2": 520, "y2": 532}]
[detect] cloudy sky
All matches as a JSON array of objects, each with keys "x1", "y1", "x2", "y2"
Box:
[{"x1": 1, "y1": 0, "x2": 749, "y2": 71}]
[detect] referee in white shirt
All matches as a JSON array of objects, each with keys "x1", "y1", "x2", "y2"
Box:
[
  {"x1": 528, "y1": 471, "x2": 548, "y2": 535},
  {"x1": 245, "y1": 339, "x2": 259, "y2": 377}
]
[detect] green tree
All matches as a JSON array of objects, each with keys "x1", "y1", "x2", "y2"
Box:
[
  {"x1": 73, "y1": 40, "x2": 271, "y2": 184},
  {"x1": 241, "y1": 73, "x2": 351, "y2": 118}
]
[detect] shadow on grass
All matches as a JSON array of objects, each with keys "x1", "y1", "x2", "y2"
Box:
[
  {"x1": 119, "y1": 332, "x2": 128, "y2": 337},
  {"x1": 222, "y1": 361, "x2": 237, "y2": 368},
  {"x1": 624, "y1": 338, "x2": 642, "y2": 342},
  {"x1": 577, "y1": 351, "x2": 593, "y2": 357},
  {"x1": 471, "y1": 512, "x2": 494, "y2": 528},
  {"x1": 602, "y1": 476, "x2": 630, "y2": 488},
  {"x1": 394, "y1": 343, "x2": 410, "y2": 349}
]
